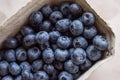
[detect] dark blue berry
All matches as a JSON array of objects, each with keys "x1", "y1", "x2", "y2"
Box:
[
  {"x1": 16, "y1": 48, "x2": 27, "y2": 61},
  {"x1": 41, "y1": 5, "x2": 53, "y2": 17},
  {"x1": 56, "y1": 19, "x2": 71, "y2": 32},
  {"x1": 32, "y1": 60, "x2": 43, "y2": 72},
  {"x1": 3, "y1": 37, "x2": 18, "y2": 49},
  {"x1": 64, "y1": 60, "x2": 79, "y2": 74},
  {"x1": 53, "y1": 60, "x2": 63, "y2": 70},
  {"x1": 0, "y1": 61, "x2": 9, "y2": 76},
  {"x1": 8, "y1": 62, "x2": 21, "y2": 76},
  {"x1": 22, "y1": 70, "x2": 34, "y2": 80},
  {"x1": 54, "y1": 48, "x2": 69, "y2": 61},
  {"x1": 58, "y1": 71, "x2": 73, "y2": 80},
  {"x1": 34, "y1": 71, "x2": 49, "y2": 80},
  {"x1": 57, "y1": 36, "x2": 71, "y2": 49},
  {"x1": 83, "y1": 26, "x2": 97, "y2": 39},
  {"x1": 28, "y1": 47, "x2": 41, "y2": 61},
  {"x1": 73, "y1": 36, "x2": 88, "y2": 49},
  {"x1": 42, "y1": 48, "x2": 54, "y2": 64},
  {"x1": 15, "y1": 33, "x2": 23, "y2": 45},
  {"x1": 70, "y1": 20, "x2": 84, "y2": 36},
  {"x1": 49, "y1": 11, "x2": 63, "y2": 23},
  {"x1": 69, "y1": 48, "x2": 75, "y2": 56},
  {"x1": 93, "y1": 35, "x2": 108, "y2": 50},
  {"x1": 72, "y1": 71, "x2": 81, "y2": 79},
  {"x1": 86, "y1": 45, "x2": 102, "y2": 61},
  {"x1": 15, "y1": 75, "x2": 22, "y2": 80},
  {"x1": 5, "y1": 49, "x2": 16, "y2": 62},
  {"x1": 43, "y1": 64, "x2": 55, "y2": 75},
  {"x1": 71, "y1": 48, "x2": 86, "y2": 65},
  {"x1": 39, "y1": 41, "x2": 50, "y2": 50},
  {"x1": 81, "y1": 12, "x2": 95, "y2": 26},
  {"x1": 20, "y1": 62, "x2": 31, "y2": 71},
  {"x1": 36, "y1": 31, "x2": 49, "y2": 44},
  {"x1": 50, "y1": 69, "x2": 58, "y2": 80},
  {"x1": 51, "y1": 44, "x2": 58, "y2": 51},
  {"x1": 29, "y1": 11, "x2": 43, "y2": 26},
  {"x1": 41, "y1": 20, "x2": 52, "y2": 32},
  {"x1": 2, "y1": 75, "x2": 13, "y2": 80}
]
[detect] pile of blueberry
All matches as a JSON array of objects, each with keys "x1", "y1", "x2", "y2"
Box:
[{"x1": 0, "y1": 2, "x2": 108, "y2": 80}]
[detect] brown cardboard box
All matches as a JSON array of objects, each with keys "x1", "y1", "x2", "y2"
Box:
[{"x1": 0, "y1": 0, "x2": 115, "y2": 80}]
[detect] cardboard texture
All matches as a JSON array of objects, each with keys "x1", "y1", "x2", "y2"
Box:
[{"x1": 0, "y1": 0, "x2": 115, "y2": 80}]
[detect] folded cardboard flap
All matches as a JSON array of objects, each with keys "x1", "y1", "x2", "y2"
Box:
[{"x1": 0, "y1": 0, "x2": 115, "y2": 80}]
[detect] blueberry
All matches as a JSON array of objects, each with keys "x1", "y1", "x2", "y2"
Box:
[
  {"x1": 29, "y1": 11, "x2": 43, "y2": 26},
  {"x1": 81, "y1": 12, "x2": 95, "y2": 26},
  {"x1": 0, "y1": 61, "x2": 9, "y2": 76},
  {"x1": 28, "y1": 47, "x2": 41, "y2": 61},
  {"x1": 9, "y1": 62, "x2": 21, "y2": 76},
  {"x1": 51, "y1": 44, "x2": 58, "y2": 51},
  {"x1": 42, "y1": 48, "x2": 54, "y2": 64},
  {"x1": 32, "y1": 60, "x2": 43, "y2": 72},
  {"x1": 50, "y1": 69, "x2": 58, "y2": 80},
  {"x1": 86, "y1": 45, "x2": 102, "y2": 61},
  {"x1": 23, "y1": 34, "x2": 36, "y2": 47},
  {"x1": 34, "y1": 71, "x2": 49, "y2": 80},
  {"x1": 73, "y1": 36, "x2": 88, "y2": 49},
  {"x1": 53, "y1": 61, "x2": 63, "y2": 70},
  {"x1": 1, "y1": 75, "x2": 13, "y2": 80},
  {"x1": 20, "y1": 61, "x2": 31, "y2": 71},
  {"x1": 15, "y1": 75, "x2": 22, "y2": 80},
  {"x1": 60, "y1": 2, "x2": 70, "y2": 16},
  {"x1": 56, "y1": 19, "x2": 71, "y2": 32},
  {"x1": 70, "y1": 20, "x2": 84, "y2": 36},
  {"x1": 70, "y1": 3, "x2": 82, "y2": 16},
  {"x1": 58, "y1": 71, "x2": 73, "y2": 80},
  {"x1": 72, "y1": 71, "x2": 81, "y2": 79},
  {"x1": 43, "y1": 64, "x2": 55, "y2": 75},
  {"x1": 57, "y1": 36, "x2": 71, "y2": 49},
  {"x1": 36, "y1": 31, "x2": 49, "y2": 44},
  {"x1": 16, "y1": 48, "x2": 27, "y2": 61},
  {"x1": 39, "y1": 41, "x2": 50, "y2": 50},
  {"x1": 80, "y1": 59, "x2": 92, "y2": 71},
  {"x1": 54, "y1": 48, "x2": 69, "y2": 61},
  {"x1": 69, "y1": 48, "x2": 75, "y2": 56},
  {"x1": 5, "y1": 49, "x2": 16, "y2": 62},
  {"x1": 64, "y1": 60, "x2": 79, "y2": 74},
  {"x1": 71, "y1": 48, "x2": 86, "y2": 65},
  {"x1": 22, "y1": 70, "x2": 34, "y2": 80},
  {"x1": 93, "y1": 35, "x2": 108, "y2": 50},
  {"x1": 83, "y1": 26, "x2": 97, "y2": 39},
  {"x1": 3, "y1": 37, "x2": 18, "y2": 49},
  {"x1": 49, "y1": 31, "x2": 61, "y2": 43},
  {"x1": 15, "y1": 33, "x2": 23, "y2": 45},
  {"x1": 41, "y1": 5, "x2": 53, "y2": 17},
  {"x1": 49, "y1": 11, "x2": 63, "y2": 23},
  {"x1": 41, "y1": 20, "x2": 52, "y2": 32}
]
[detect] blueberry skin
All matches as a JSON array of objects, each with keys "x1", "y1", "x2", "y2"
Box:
[
  {"x1": 51, "y1": 44, "x2": 58, "y2": 51},
  {"x1": 93, "y1": 35, "x2": 108, "y2": 50},
  {"x1": 41, "y1": 20, "x2": 52, "y2": 32},
  {"x1": 15, "y1": 33, "x2": 23, "y2": 45},
  {"x1": 80, "y1": 59, "x2": 92, "y2": 71},
  {"x1": 86, "y1": 45, "x2": 102, "y2": 61},
  {"x1": 81, "y1": 12, "x2": 95, "y2": 26},
  {"x1": 1, "y1": 75, "x2": 13, "y2": 80},
  {"x1": 9, "y1": 62, "x2": 21, "y2": 76},
  {"x1": 42, "y1": 48, "x2": 54, "y2": 64},
  {"x1": 69, "y1": 48, "x2": 75, "y2": 56},
  {"x1": 29, "y1": 11, "x2": 43, "y2": 26},
  {"x1": 57, "y1": 36, "x2": 71, "y2": 49},
  {"x1": 21, "y1": 26, "x2": 34, "y2": 36},
  {"x1": 23, "y1": 34, "x2": 36, "y2": 47},
  {"x1": 49, "y1": 31, "x2": 61, "y2": 43},
  {"x1": 56, "y1": 19, "x2": 71, "y2": 32},
  {"x1": 34, "y1": 71, "x2": 49, "y2": 80},
  {"x1": 64, "y1": 60, "x2": 79, "y2": 74},
  {"x1": 60, "y1": 2, "x2": 70, "y2": 16},
  {"x1": 15, "y1": 75, "x2": 22, "y2": 80},
  {"x1": 70, "y1": 20, "x2": 84, "y2": 36},
  {"x1": 3, "y1": 37, "x2": 18, "y2": 49},
  {"x1": 43, "y1": 64, "x2": 55, "y2": 75},
  {"x1": 50, "y1": 69, "x2": 58, "y2": 80},
  {"x1": 49, "y1": 11, "x2": 63, "y2": 23},
  {"x1": 5, "y1": 49, "x2": 16, "y2": 62},
  {"x1": 54, "y1": 48, "x2": 69, "y2": 61},
  {"x1": 22, "y1": 70, "x2": 34, "y2": 80},
  {"x1": 36, "y1": 31, "x2": 49, "y2": 44},
  {"x1": 20, "y1": 61, "x2": 31, "y2": 71},
  {"x1": 39, "y1": 41, "x2": 50, "y2": 51},
  {"x1": 58, "y1": 71, "x2": 73, "y2": 80},
  {"x1": 71, "y1": 48, "x2": 86, "y2": 65},
  {"x1": 32, "y1": 60, "x2": 43, "y2": 72},
  {"x1": 72, "y1": 71, "x2": 81, "y2": 79},
  {"x1": 83, "y1": 26, "x2": 97, "y2": 39},
  {"x1": 0, "y1": 61, "x2": 9, "y2": 76},
  {"x1": 27, "y1": 47, "x2": 41, "y2": 61},
  {"x1": 41, "y1": 5, "x2": 53, "y2": 17},
  {"x1": 53, "y1": 60, "x2": 63, "y2": 71},
  {"x1": 16, "y1": 48, "x2": 27, "y2": 61}
]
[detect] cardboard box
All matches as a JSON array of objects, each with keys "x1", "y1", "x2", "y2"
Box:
[{"x1": 0, "y1": 0, "x2": 115, "y2": 80}]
